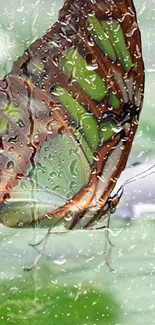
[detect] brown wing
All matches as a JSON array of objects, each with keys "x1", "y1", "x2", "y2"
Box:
[
  {"x1": 11, "y1": 0, "x2": 144, "y2": 117},
  {"x1": 0, "y1": 0, "x2": 144, "y2": 229}
]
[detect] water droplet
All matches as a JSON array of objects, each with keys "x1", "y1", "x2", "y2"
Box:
[
  {"x1": 64, "y1": 215, "x2": 73, "y2": 222},
  {"x1": 58, "y1": 171, "x2": 63, "y2": 178},
  {"x1": 46, "y1": 120, "x2": 54, "y2": 134},
  {"x1": 10, "y1": 286, "x2": 19, "y2": 293},
  {"x1": 18, "y1": 119, "x2": 25, "y2": 128},
  {"x1": 33, "y1": 134, "x2": 40, "y2": 144},
  {"x1": 66, "y1": 192, "x2": 73, "y2": 199},
  {"x1": 52, "y1": 185, "x2": 60, "y2": 191},
  {"x1": 93, "y1": 152, "x2": 100, "y2": 162},
  {"x1": 46, "y1": 119, "x2": 61, "y2": 134},
  {"x1": 8, "y1": 135, "x2": 19, "y2": 143},
  {"x1": 18, "y1": 221, "x2": 24, "y2": 227},
  {"x1": 6, "y1": 160, "x2": 14, "y2": 170},
  {"x1": 50, "y1": 171, "x2": 57, "y2": 178},
  {"x1": 8, "y1": 146, "x2": 14, "y2": 152},
  {"x1": 70, "y1": 180, "x2": 77, "y2": 189},
  {"x1": 53, "y1": 258, "x2": 66, "y2": 265},
  {"x1": 69, "y1": 159, "x2": 78, "y2": 177},
  {"x1": 86, "y1": 64, "x2": 98, "y2": 71}
]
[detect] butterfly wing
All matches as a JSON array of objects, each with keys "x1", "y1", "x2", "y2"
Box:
[{"x1": 0, "y1": 0, "x2": 144, "y2": 229}]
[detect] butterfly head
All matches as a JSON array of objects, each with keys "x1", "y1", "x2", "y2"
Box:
[{"x1": 108, "y1": 189, "x2": 124, "y2": 215}]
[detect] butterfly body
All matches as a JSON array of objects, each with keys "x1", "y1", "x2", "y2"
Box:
[{"x1": 0, "y1": 0, "x2": 144, "y2": 231}]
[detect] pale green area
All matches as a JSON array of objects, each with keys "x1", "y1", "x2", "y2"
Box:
[
  {"x1": 60, "y1": 48, "x2": 107, "y2": 102},
  {"x1": 100, "y1": 121, "x2": 121, "y2": 144},
  {"x1": 0, "y1": 1, "x2": 155, "y2": 324},
  {"x1": 87, "y1": 16, "x2": 133, "y2": 73},
  {"x1": 53, "y1": 85, "x2": 99, "y2": 152},
  {"x1": 87, "y1": 16, "x2": 117, "y2": 62},
  {"x1": 101, "y1": 20, "x2": 133, "y2": 73},
  {"x1": 108, "y1": 92, "x2": 120, "y2": 110},
  {"x1": 0, "y1": 217, "x2": 155, "y2": 325},
  {"x1": 30, "y1": 133, "x2": 90, "y2": 198},
  {"x1": 72, "y1": 127, "x2": 94, "y2": 164},
  {"x1": 0, "y1": 102, "x2": 21, "y2": 133},
  {"x1": 0, "y1": 116, "x2": 8, "y2": 133},
  {"x1": 0, "y1": 133, "x2": 91, "y2": 227}
]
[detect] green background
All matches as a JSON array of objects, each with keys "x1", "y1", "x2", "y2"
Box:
[{"x1": 0, "y1": 1, "x2": 155, "y2": 324}]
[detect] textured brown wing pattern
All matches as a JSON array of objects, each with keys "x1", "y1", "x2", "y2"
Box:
[{"x1": 0, "y1": 0, "x2": 144, "y2": 230}]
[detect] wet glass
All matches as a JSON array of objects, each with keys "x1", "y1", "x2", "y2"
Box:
[{"x1": 0, "y1": 1, "x2": 155, "y2": 324}]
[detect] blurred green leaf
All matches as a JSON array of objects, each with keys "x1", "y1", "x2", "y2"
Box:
[{"x1": 0, "y1": 275, "x2": 120, "y2": 325}]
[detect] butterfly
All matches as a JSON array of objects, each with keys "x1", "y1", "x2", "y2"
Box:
[{"x1": 0, "y1": 0, "x2": 144, "y2": 260}]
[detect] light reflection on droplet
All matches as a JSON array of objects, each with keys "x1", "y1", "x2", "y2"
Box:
[{"x1": 53, "y1": 258, "x2": 66, "y2": 265}]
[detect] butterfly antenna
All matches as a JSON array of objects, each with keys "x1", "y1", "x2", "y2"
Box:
[{"x1": 116, "y1": 163, "x2": 155, "y2": 196}]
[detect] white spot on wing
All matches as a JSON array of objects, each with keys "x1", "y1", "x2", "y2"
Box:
[
  {"x1": 91, "y1": 140, "x2": 124, "y2": 206},
  {"x1": 113, "y1": 70, "x2": 128, "y2": 103},
  {"x1": 125, "y1": 77, "x2": 133, "y2": 102},
  {"x1": 134, "y1": 86, "x2": 142, "y2": 107}
]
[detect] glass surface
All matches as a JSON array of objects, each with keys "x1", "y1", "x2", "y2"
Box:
[{"x1": 0, "y1": 1, "x2": 155, "y2": 324}]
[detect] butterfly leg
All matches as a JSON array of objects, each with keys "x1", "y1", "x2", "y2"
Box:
[
  {"x1": 103, "y1": 216, "x2": 114, "y2": 272},
  {"x1": 94, "y1": 218, "x2": 114, "y2": 272},
  {"x1": 24, "y1": 227, "x2": 69, "y2": 271},
  {"x1": 29, "y1": 228, "x2": 69, "y2": 247},
  {"x1": 24, "y1": 242, "x2": 47, "y2": 271},
  {"x1": 88, "y1": 216, "x2": 114, "y2": 272},
  {"x1": 105, "y1": 216, "x2": 114, "y2": 248}
]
